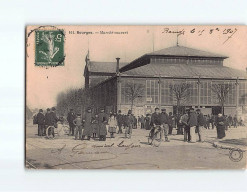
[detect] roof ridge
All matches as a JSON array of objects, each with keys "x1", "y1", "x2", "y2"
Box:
[{"x1": 147, "y1": 45, "x2": 228, "y2": 58}]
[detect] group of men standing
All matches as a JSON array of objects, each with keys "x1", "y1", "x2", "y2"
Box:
[
  {"x1": 34, "y1": 106, "x2": 231, "y2": 142},
  {"x1": 66, "y1": 108, "x2": 135, "y2": 141},
  {"x1": 149, "y1": 107, "x2": 207, "y2": 143},
  {"x1": 66, "y1": 108, "x2": 109, "y2": 141},
  {"x1": 34, "y1": 107, "x2": 59, "y2": 138}
]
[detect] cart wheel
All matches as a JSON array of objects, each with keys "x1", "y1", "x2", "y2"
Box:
[
  {"x1": 153, "y1": 139, "x2": 161, "y2": 147},
  {"x1": 63, "y1": 126, "x2": 70, "y2": 135}
]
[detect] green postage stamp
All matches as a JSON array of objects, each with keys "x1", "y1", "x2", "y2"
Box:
[{"x1": 35, "y1": 30, "x2": 64, "y2": 66}]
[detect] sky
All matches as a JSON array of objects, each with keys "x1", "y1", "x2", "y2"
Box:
[{"x1": 26, "y1": 25, "x2": 247, "y2": 110}]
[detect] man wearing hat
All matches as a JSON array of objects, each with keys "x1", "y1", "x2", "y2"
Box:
[
  {"x1": 36, "y1": 109, "x2": 45, "y2": 136},
  {"x1": 160, "y1": 108, "x2": 169, "y2": 142},
  {"x1": 98, "y1": 108, "x2": 108, "y2": 141},
  {"x1": 196, "y1": 109, "x2": 206, "y2": 142},
  {"x1": 45, "y1": 107, "x2": 59, "y2": 138},
  {"x1": 67, "y1": 108, "x2": 76, "y2": 136},
  {"x1": 82, "y1": 107, "x2": 93, "y2": 140},
  {"x1": 116, "y1": 110, "x2": 123, "y2": 134},
  {"x1": 125, "y1": 110, "x2": 134, "y2": 138},
  {"x1": 44, "y1": 108, "x2": 51, "y2": 136},
  {"x1": 188, "y1": 108, "x2": 198, "y2": 143},
  {"x1": 181, "y1": 109, "x2": 190, "y2": 142}
]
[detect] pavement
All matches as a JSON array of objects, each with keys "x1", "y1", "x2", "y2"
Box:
[{"x1": 25, "y1": 121, "x2": 247, "y2": 170}]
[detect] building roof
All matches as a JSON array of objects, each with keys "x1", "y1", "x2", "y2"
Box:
[
  {"x1": 88, "y1": 61, "x2": 128, "y2": 73},
  {"x1": 147, "y1": 45, "x2": 228, "y2": 58},
  {"x1": 122, "y1": 63, "x2": 246, "y2": 79}
]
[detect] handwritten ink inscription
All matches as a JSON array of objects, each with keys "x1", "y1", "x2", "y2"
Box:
[{"x1": 162, "y1": 27, "x2": 238, "y2": 44}]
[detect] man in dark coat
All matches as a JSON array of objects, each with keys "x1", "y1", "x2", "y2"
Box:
[
  {"x1": 196, "y1": 109, "x2": 206, "y2": 142},
  {"x1": 167, "y1": 112, "x2": 173, "y2": 135},
  {"x1": 160, "y1": 108, "x2": 169, "y2": 142},
  {"x1": 91, "y1": 114, "x2": 99, "y2": 138},
  {"x1": 98, "y1": 108, "x2": 108, "y2": 141},
  {"x1": 67, "y1": 109, "x2": 76, "y2": 136},
  {"x1": 144, "y1": 114, "x2": 151, "y2": 130},
  {"x1": 181, "y1": 109, "x2": 190, "y2": 142},
  {"x1": 44, "y1": 108, "x2": 51, "y2": 135},
  {"x1": 150, "y1": 108, "x2": 161, "y2": 138},
  {"x1": 36, "y1": 109, "x2": 45, "y2": 136},
  {"x1": 116, "y1": 110, "x2": 123, "y2": 134},
  {"x1": 82, "y1": 107, "x2": 93, "y2": 140},
  {"x1": 210, "y1": 114, "x2": 215, "y2": 129},
  {"x1": 45, "y1": 107, "x2": 58, "y2": 138},
  {"x1": 125, "y1": 110, "x2": 134, "y2": 138},
  {"x1": 140, "y1": 115, "x2": 145, "y2": 129},
  {"x1": 188, "y1": 108, "x2": 198, "y2": 143}
]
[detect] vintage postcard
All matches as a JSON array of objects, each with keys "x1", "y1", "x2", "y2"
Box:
[{"x1": 26, "y1": 25, "x2": 247, "y2": 169}]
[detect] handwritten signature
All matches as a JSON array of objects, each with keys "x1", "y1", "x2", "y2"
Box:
[
  {"x1": 51, "y1": 141, "x2": 141, "y2": 156},
  {"x1": 92, "y1": 140, "x2": 141, "y2": 150}
]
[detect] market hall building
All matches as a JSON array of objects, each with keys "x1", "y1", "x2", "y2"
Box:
[{"x1": 84, "y1": 45, "x2": 247, "y2": 116}]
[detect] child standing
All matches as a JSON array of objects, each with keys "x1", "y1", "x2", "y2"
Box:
[
  {"x1": 73, "y1": 114, "x2": 83, "y2": 140},
  {"x1": 108, "y1": 114, "x2": 117, "y2": 138}
]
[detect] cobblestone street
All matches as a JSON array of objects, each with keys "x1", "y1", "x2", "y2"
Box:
[{"x1": 26, "y1": 121, "x2": 247, "y2": 169}]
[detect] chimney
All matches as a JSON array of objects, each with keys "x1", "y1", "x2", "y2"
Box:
[{"x1": 116, "y1": 57, "x2": 120, "y2": 74}]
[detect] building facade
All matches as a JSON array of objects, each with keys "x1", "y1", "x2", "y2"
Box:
[{"x1": 84, "y1": 45, "x2": 247, "y2": 116}]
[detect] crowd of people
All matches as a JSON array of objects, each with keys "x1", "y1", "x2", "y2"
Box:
[{"x1": 33, "y1": 106, "x2": 244, "y2": 142}]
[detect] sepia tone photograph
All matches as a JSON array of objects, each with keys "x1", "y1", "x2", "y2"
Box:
[{"x1": 25, "y1": 25, "x2": 247, "y2": 170}]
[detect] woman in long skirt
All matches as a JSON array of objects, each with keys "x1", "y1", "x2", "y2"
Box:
[{"x1": 216, "y1": 113, "x2": 226, "y2": 139}]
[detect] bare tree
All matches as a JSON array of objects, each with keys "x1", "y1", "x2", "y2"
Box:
[
  {"x1": 169, "y1": 83, "x2": 191, "y2": 115},
  {"x1": 211, "y1": 83, "x2": 232, "y2": 115},
  {"x1": 56, "y1": 88, "x2": 89, "y2": 117},
  {"x1": 124, "y1": 83, "x2": 145, "y2": 111}
]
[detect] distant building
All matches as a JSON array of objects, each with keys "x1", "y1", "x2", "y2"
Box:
[{"x1": 84, "y1": 45, "x2": 247, "y2": 116}]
